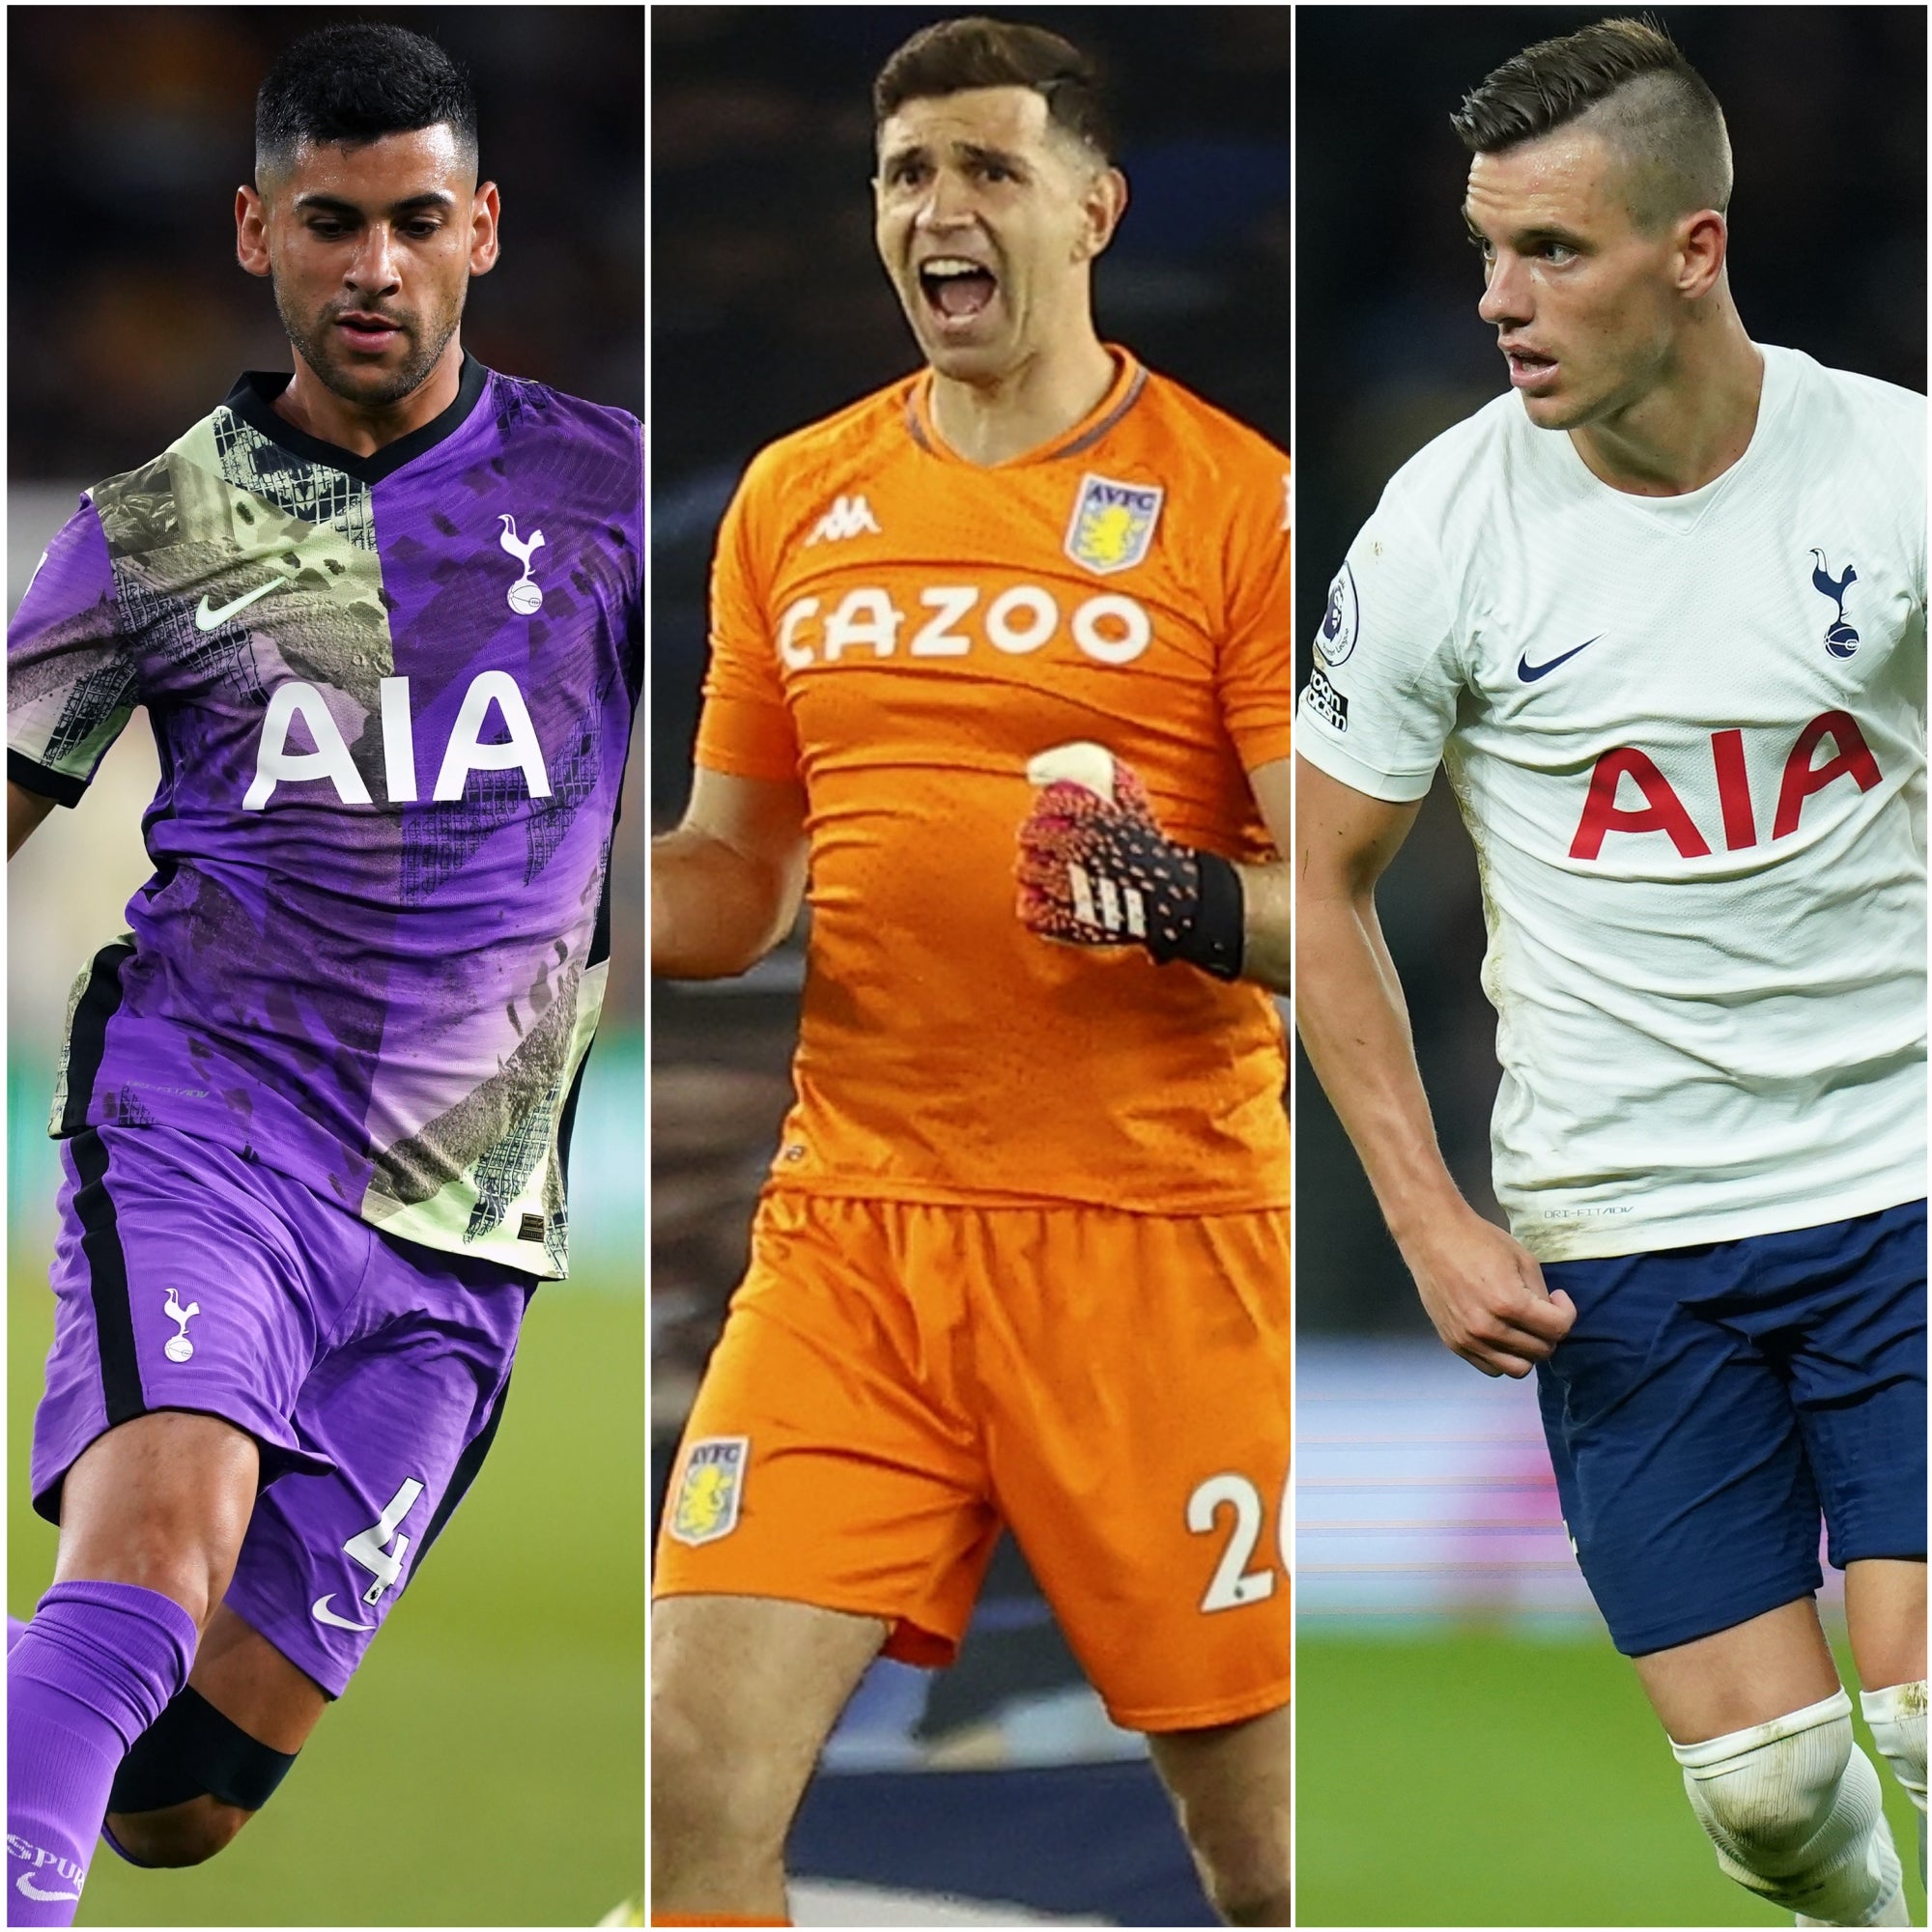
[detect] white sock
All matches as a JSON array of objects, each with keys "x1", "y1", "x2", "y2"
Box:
[
  {"x1": 1861, "y1": 1680, "x2": 1927, "y2": 1889},
  {"x1": 1673, "y1": 1689, "x2": 1902, "y2": 1927}
]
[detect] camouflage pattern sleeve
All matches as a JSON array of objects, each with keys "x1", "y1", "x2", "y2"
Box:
[{"x1": 8, "y1": 496, "x2": 135, "y2": 807}]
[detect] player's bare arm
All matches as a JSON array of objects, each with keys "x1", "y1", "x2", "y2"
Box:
[
  {"x1": 651, "y1": 766, "x2": 810, "y2": 980},
  {"x1": 9, "y1": 779, "x2": 55, "y2": 857},
  {"x1": 1294, "y1": 756, "x2": 1574, "y2": 1378},
  {"x1": 1236, "y1": 756, "x2": 1290, "y2": 994}
]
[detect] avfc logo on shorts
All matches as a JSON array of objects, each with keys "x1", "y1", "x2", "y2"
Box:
[
  {"x1": 1065, "y1": 473, "x2": 1162, "y2": 576},
  {"x1": 668, "y1": 1436, "x2": 749, "y2": 1547}
]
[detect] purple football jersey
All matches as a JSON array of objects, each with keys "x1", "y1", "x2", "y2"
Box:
[{"x1": 8, "y1": 359, "x2": 642, "y2": 1276}]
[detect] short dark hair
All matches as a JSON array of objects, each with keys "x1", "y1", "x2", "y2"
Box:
[
  {"x1": 256, "y1": 24, "x2": 479, "y2": 181},
  {"x1": 873, "y1": 16, "x2": 1116, "y2": 164},
  {"x1": 1452, "y1": 17, "x2": 1731, "y2": 230}
]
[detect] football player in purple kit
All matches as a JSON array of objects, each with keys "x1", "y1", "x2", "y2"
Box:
[{"x1": 5, "y1": 25, "x2": 640, "y2": 1923}]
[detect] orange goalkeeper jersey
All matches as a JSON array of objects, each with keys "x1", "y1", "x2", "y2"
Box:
[{"x1": 696, "y1": 352, "x2": 1292, "y2": 1213}]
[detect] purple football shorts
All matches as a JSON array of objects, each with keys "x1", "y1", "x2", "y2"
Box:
[{"x1": 31, "y1": 1122, "x2": 534, "y2": 1696}]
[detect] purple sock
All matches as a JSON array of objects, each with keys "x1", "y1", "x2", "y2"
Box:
[
  {"x1": 7, "y1": 1581, "x2": 196, "y2": 1926},
  {"x1": 6, "y1": 1617, "x2": 25, "y2": 1655}
]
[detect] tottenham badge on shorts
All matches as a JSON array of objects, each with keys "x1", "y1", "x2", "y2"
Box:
[
  {"x1": 1065, "y1": 472, "x2": 1163, "y2": 576},
  {"x1": 668, "y1": 1436, "x2": 749, "y2": 1547}
]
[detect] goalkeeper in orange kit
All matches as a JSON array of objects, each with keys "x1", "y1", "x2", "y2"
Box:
[{"x1": 649, "y1": 15, "x2": 1291, "y2": 1927}]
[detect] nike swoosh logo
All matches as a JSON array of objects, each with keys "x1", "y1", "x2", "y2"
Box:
[
  {"x1": 15, "y1": 1873, "x2": 79, "y2": 1903},
  {"x1": 195, "y1": 575, "x2": 291, "y2": 632},
  {"x1": 1518, "y1": 636, "x2": 1602, "y2": 682},
  {"x1": 311, "y1": 1594, "x2": 374, "y2": 1632}
]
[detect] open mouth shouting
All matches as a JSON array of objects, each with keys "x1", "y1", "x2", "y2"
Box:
[{"x1": 918, "y1": 256, "x2": 1000, "y2": 331}]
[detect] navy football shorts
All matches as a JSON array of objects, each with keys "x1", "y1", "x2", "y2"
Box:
[{"x1": 1537, "y1": 1200, "x2": 1926, "y2": 1657}]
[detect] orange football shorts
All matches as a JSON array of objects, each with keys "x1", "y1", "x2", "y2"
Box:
[{"x1": 653, "y1": 1191, "x2": 1290, "y2": 1732}]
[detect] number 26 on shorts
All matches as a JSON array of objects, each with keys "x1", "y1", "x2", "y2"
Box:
[{"x1": 1187, "y1": 1468, "x2": 1290, "y2": 1613}]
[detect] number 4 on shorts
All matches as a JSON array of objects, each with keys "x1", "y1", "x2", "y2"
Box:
[
  {"x1": 1187, "y1": 1468, "x2": 1291, "y2": 1613},
  {"x1": 345, "y1": 1477, "x2": 426, "y2": 1608}
]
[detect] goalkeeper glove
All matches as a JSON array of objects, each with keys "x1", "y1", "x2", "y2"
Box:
[{"x1": 1014, "y1": 742, "x2": 1245, "y2": 981}]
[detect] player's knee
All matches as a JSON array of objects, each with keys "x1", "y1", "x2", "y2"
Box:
[
  {"x1": 1177, "y1": 1804, "x2": 1293, "y2": 1926},
  {"x1": 1861, "y1": 1681, "x2": 1928, "y2": 1812},
  {"x1": 104, "y1": 1683, "x2": 298, "y2": 1864},
  {"x1": 104, "y1": 1795, "x2": 250, "y2": 1868},
  {"x1": 1674, "y1": 1690, "x2": 1900, "y2": 1917},
  {"x1": 1198, "y1": 1866, "x2": 1291, "y2": 1928},
  {"x1": 1678, "y1": 1695, "x2": 1856, "y2": 1867}
]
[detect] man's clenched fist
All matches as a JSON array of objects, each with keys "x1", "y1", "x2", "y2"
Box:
[{"x1": 1015, "y1": 742, "x2": 1244, "y2": 981}]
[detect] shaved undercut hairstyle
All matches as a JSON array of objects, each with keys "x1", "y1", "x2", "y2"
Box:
[
  {"x1": 1451, "y1": 17, "x2": 1731, "y2": 232},
  {"x1": 873, "y1": 16, "x2": 1117, "y2": 164},
  {"x1": 256, "y1": 23, "x2": 479, "y2": 183}
]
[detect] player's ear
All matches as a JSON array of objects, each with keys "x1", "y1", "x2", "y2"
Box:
[
  {"x1": 1077, "y1": 164, "x2": 1128, "y2": 263},
  {"x1": 236, "y1": 184, "x2": 271, "y2": 280},
  {"x1": 469, "y1": 181, "x2": 502, "y2": 277},
  {"x1": 1675, "y1": 207, "x2": 1727, "y2": 301}
]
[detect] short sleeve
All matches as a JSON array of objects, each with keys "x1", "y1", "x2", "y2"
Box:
[
  {"x1": 1218, "y1": 456, "x2": 1296, "y2": 774},
  {"x1": 1295, "y1": 487, "x2": 1463, "y2": 804},
  {"x1": 692, "y1": 461, "x2": 801, "y2": 784},
  {"x1": 7, "y1": 496, "x2": 134, "y2": 807}
]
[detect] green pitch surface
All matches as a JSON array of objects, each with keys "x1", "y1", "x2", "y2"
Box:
[
  {"x1": 1298, "y1": 1630, "x2": 1926, "y2": 1927},
  {"x1": 9, "y1": 1262, "x2": 643, "y2": 1927}
]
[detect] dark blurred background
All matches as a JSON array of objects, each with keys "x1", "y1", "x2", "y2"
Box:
[
  {"x1": 8, "y1": 9, "x2": 643, "y2": 1922},
  {"x1": 652, "y1": 10, "x2": 1289, "y2": 1924},
  {"x1": 1294, "y1": 4, "x2": 1928, "y2": 1339}
]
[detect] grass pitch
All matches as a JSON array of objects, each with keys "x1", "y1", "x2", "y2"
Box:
[
  {"x1": 10, "y1": 1258, "x2": 643, "y2": 1927},
  {"x1": 1297, "y1": 1630, "x2": 1926, "y2": 1926}
]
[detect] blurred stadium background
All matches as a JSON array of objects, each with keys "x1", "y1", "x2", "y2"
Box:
[
  {"x1": 9, "y1": 7, "x2": 643, "y2": 1923},
  {"x1": 1294, "y1": 8, "x2": 1926, "y2": 1926},
  {"x1": 651, "y1": 8, "x2": 1288, "y2": 1923}
]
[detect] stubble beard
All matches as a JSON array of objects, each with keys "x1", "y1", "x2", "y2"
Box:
[{"x1": 274, "y1": 272, "x2": 466, "y2": 408}]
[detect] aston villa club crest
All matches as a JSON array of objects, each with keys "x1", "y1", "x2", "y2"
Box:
[
  {"x1": 668, "y1": 1436, "x2": 749, "y2": 1547},
  {"x1": 1065, "y1": 472, "x2": 1163, "y2": 576}
]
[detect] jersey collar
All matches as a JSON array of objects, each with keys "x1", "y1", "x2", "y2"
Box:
[
  {"x1": 220, "y1": 353, "x2": 491, "y2": 485},
  {"x1": 904, "y1": 348, "x2": 1149, "y2": 468}
]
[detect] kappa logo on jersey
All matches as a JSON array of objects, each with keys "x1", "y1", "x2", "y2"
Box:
[
  {"x1": 1305, "y1": 665, "x2": 1350, "y2": 733},
  {"x1": 777, "y1": 584, "x2": 1153, "y2": 668},
  {"x1": 1316, "y1": 562, "x2": 1359, "y2": 668},
  {"x1": 668, "y1": 1436, "x2": 749, "y2": 1547},
  {"x1": 1571, "y1": 710, "x2": 1882, "y2": 859},
  {"x1": 806, "y1": 495, "x2": 882, "y2": 546},
  {"x1": 1065, "y1": 473, "x2": 1162, "y2": 576},
  {"x1": 244, "y1": 670, "x2": 553, "y2": 810},
  {"x1": 162, "y1": 1289, "x2": 200, "y2": 1363},
  {"x1": 1808, "y1": 550, "x2": 1860, "y2": 659},
  {"x1": 498, "y1": 514, "x2": 546, "y2": 614}
]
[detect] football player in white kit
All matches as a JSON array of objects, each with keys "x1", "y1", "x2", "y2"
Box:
[{"x1": 1295, "y1": 19, "x2": 1926, "y2": 1926}]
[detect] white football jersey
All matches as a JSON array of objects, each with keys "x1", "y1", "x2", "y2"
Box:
[{"x1": 1299, "y1": 344, "x2": 1927, "y2": 1261}]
